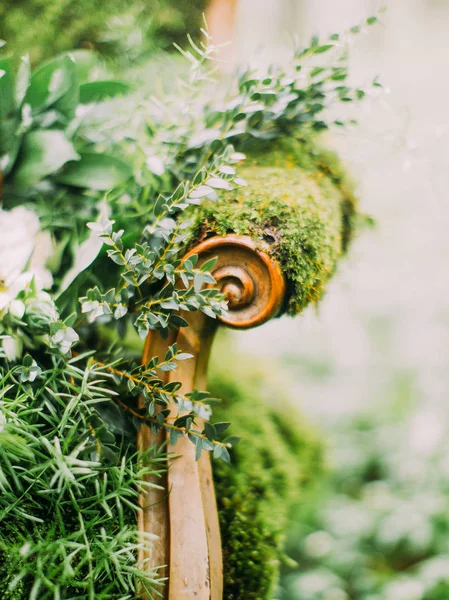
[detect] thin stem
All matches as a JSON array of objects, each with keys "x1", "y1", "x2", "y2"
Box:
[{"x1": 90, "y1": 358, "x2": 210, "y2": 412}]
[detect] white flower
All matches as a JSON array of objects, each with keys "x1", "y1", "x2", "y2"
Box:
[
  {"x1": 81, "y1": 300, "x2": 104, "y2": 322},
  {"x1": 2, "y1": 335, "x2": 23, "y2": 361},
  {"x1": 0, "y1": 207, "x2": 53, "y2": 313},
  {"x1": 50, "y1": 327, "x2": 79, "y2": 354},
  {"x1": 9, "y1": 299, "x2": 25, "y2": 319},
  {"x1": 0, "y1": 272, "x2": 42, "y2": 312}
]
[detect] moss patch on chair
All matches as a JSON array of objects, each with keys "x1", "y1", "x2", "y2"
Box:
[{"x1": 188, "y1": 137, "x2": 358, "y2": 315}]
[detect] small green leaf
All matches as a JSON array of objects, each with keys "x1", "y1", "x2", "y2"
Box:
[
  {"x1": 218, "y1": 165, "x2": 236, "y2": 175},
  {"x1": 313, "y1": 44, "x2": 334, "y2": 54},
  {"x1": 169, "y1": 427, "x2": 180, "y2": 446},
  {"x1": 220, "y1": 446, "x2": 231, "y2": 464},
  {"x1": 189, "y1": 185, "x2": 213, "y2": 199},
  {"x1": 176, "y1": 353, "x2": 193, "y2": 361},
  {"x1": 193, "y1": 167, "x2": 207, "y2": 186},
  {"x1": 56, "y1": 153, "x2": 132, "y2": 190},
  {"x1": 206, "y1": 177, "x2": 233, "y2": 190},
  {"x1": 224, "y1": 436, "x2": 241, "y2": 447},
  {"x1": 158, "y1": 362, "x2": 177, "y2": 372},
  {"x1": 200, "y1": 257, "x2": 218, "y2": 273},
  {"x1": 311, "y1": 67, "x2": 325, "y2": 78},
  {"x1": 169, "y1": 315, "x2": 189, "y2": 328},
  {"x1": 204, "y1": 422, "x2": 216, "y2": 441},
  {"x1": 79, "y1": 81, "x2": 131, "y2": 104},
  {"x1": 201, "y1": 306, "x2": 217, "y2": 319},
  {"x1": 194, "y1": 273, "x2": 204, "y2": 293},
  {"x1": 164, "y1": 381, "x2": 182, "y2": 393},
  {"x1": 214, "y1": 422, "x2": 231, "y2": 435}
]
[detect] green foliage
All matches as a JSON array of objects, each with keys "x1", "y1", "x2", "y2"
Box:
[
  {"x1": 210, "y1": 336, "x2": 323, "y2": 599},
  {"x1": 0, "y1": 0, "x2": 206, "y2": 64},
  {"x1": 188, "y1": 136, "x2": 357, "y2": 315},
  {"x1": 0, "y1": 18, "x2": 378, "y2": 598},
  {"x1": 0, "y1": 51, "x2": 131, "y2": 187},
  {"x1": 0, "y1": 354, "x2": 165, "y2": 598}
]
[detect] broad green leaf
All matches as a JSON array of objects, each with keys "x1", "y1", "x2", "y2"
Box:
[
  {"x1": 79, "y1": 81, "x2": 131, "y2": 104},
  {"x1": 13, "y1": 130, "x2": 79, "y2": 188},
  {"x1": 25, "y1": 54, "x2": 78, "y2": 119},
  {"x1": 57, "y1": 153, "x2": 132, "y2": 190},
  {"x1": 0, "y1": 57, "x2": 14, "y2": 119}
]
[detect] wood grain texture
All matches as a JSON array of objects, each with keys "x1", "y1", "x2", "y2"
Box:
[
  {"x1": 137, "y1": 235, "x2": 287, "y2": 599},
  {"x1": 137, "y1": 330, "x2": 176, "y2": 598}
]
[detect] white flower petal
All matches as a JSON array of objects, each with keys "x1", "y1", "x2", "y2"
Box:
[
  {"x1": 3, "y1": 336, "x2": 23, "y2": 361},
  {"x1": 9, "y1": 300, "x2": 25, "y2": 319}
]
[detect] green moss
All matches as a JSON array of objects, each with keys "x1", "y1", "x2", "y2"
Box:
[
  {"x1": 189, "y1": 137, "x2": 358, "y2": 315},
  {"x1": 210, "y1": 335, "x2": 323, "y2": 599},
  {"x1": 0, "y1": 537, "x2": 24, "y2": 599}
]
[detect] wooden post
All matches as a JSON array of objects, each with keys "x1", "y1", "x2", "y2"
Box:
[
  {"x1": 206, "y1": 0, "x2": 239, "y2": 70},
  {"x1": 137, "y1": 235, "x2": 286, "y2": 599}
]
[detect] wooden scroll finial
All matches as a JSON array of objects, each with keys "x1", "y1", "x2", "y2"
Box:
[{"x1": 137, "y1": 235, "x2": 286, "y2": 600}]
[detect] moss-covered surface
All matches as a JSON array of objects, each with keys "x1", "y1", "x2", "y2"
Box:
[
  {"x1": 189, "y1": 136, "x2": 358, "y2": 315},
  {"x1": 210, "y1": 334, "x2": 324, "y2": 599}
]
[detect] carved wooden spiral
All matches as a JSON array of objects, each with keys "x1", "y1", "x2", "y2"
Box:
[{"x1": 186, "y1": 234, "x2": 287, "y2": 329}]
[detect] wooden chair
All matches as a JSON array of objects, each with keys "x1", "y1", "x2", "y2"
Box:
[{"x1": 137, "y1": 234, "x2": 287, "y2": 599}]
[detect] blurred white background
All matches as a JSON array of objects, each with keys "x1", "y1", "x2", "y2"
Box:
[{"x1": 225, "y1": 0, "x2": 449, "y2": 432}]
